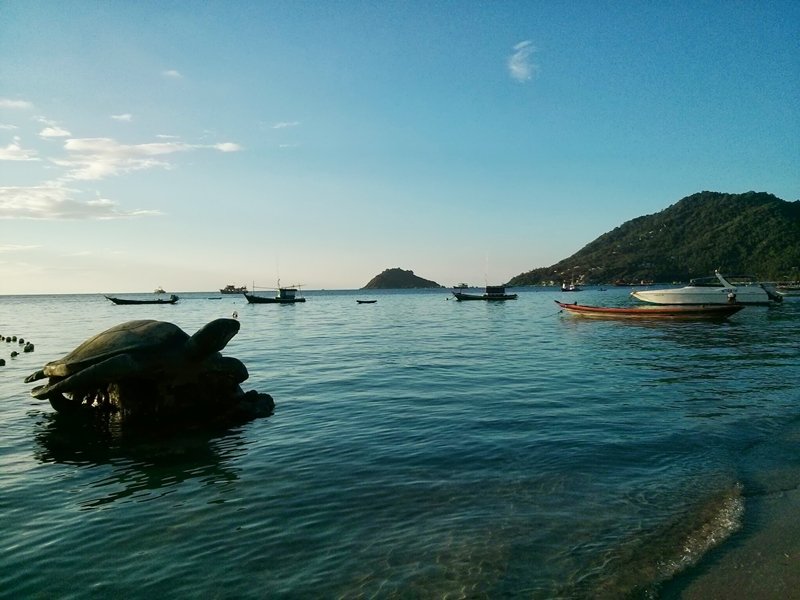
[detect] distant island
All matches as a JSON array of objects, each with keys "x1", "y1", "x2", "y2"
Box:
[
  {"x1": 508, "y1": 191, "x2": 800, "y2": 286},
  {"x1": 362, "y1": 268, "x2": 443, "y2": 289}
]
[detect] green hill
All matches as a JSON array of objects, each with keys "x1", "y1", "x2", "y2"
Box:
[
  {"x1": 363, "y1": 268, "x2": 443, "y2": 289},
  {"x1": 508, "y1": 191, "x2": 800, "y2": 286}
]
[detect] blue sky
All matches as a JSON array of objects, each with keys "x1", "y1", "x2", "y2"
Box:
[{"x1": 1, "y1": 0, "x2": 798, "y2": 293}]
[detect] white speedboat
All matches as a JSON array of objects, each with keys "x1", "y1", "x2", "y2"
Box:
[{"x1": 631, "y1": 271, "x2": 782, "y2": 305}]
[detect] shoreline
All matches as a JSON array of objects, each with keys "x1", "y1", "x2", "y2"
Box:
[{"x1": 664, "y1": 485, "x2": 800, "y2": 598}]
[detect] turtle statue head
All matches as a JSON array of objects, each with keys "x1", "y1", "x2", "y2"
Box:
[{"x1": 185, "y1": 318, "x2": 240, "y2": 359}]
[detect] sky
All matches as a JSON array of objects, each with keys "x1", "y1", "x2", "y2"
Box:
[{"x1": 1, "y1": 0, "x2": 798, "y2": 294}]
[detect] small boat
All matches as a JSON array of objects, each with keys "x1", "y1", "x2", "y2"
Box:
[
  {"x1": 561, "y1": 282, "x2": 581, "y2": 292},
  {"x1": 631, "y1": 271, "x2": 782, "y2": 305},
  {"x1": 453, "y1": 285, "x2": 517, "y2": 301},
  {"x1": 244, "y1": 288, "x2": 306, "y2": 304},
  {"x1": 106, "y1": 294, "x2": 179, "y2": 305},
  {"x1": 220, "y1": 284, "x2": 248, "y2": 294},
  {"x1": 154, "y1": 286, "x2": 166, "y2": 294},
  {"x1": 555, "y1": 300, "x2": 745, "y2": 319},
  {"x1": 357, "y1": 299, "x2": 377, "y2": 304},
  {"x1": 777, "y1": 283, "x2": 800, "y2": 297}
]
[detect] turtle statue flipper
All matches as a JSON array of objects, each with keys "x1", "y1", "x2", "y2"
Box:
[
  {"x1": 31, "y1": 354, "x2": 138, "y2": 400},
  {"x1": 25, "y1": 369, "x2": 46, "y2": 384}
]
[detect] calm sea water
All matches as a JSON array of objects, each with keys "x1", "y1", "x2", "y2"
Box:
[{"x1": 1, "y1": 288, "x2": 798, "y2": 598}]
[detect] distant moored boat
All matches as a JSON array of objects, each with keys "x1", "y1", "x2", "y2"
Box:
[
  {"x1": 220, "y1": 284, "x2": 248, "y2": 294},
  {"x1": 453, "y1": 285, "x2": 517, "y2": 301}
]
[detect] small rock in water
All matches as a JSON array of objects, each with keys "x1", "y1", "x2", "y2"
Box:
[
  {"x1": 23, "y1": 342, "x2": 34, "y2": 353},
  {"x1": 10, "y1": 351, "x2": 19, "y2": 358},
  {"x1": 0, "y1": 358, "x2": 5, "y2": 366}
]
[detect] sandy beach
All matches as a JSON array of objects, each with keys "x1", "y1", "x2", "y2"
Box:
[{"x1": 665, "y1": 485, "x2": 800, "y2": 599}]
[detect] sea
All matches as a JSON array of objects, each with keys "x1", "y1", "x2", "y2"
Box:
[{"x1": 1, "y1": 287, "x2": 798, "y2": 599}]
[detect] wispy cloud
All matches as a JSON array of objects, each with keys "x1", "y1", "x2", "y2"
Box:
[
  {"x1": 111, "y1": 113, "x2": 133, "y2": 122},
  {"x1": 508, "y1": 40, "x2": 538, "y2": 83},
  {"x1": 35, "y1": 116, "x2": 71, "y2": 138},
  {"x1": 1, "y1": 107, "x2": 240, "y2": 219},
  {"x1": 0, "y1": 137, "x2": 39, "y2": 161},
  {"x1": 0, "y1": 98, "x2": 33, "y2": 110},
  {"x1": 214, "y1": 142, "x2": 241, "y2": 152},
  {"x1": 39, "y1": 126, "x2": 71, "y2": 138},
  {"x1": 273, "y1": 121, "x2": 300, "y2": 129},
  {"x1": 51, "y1": 137, "x2": 241, "y2": 181},
  {"x1": 0, "y1": 124, "x2": 18, "y2": 130},
  {"x1": 0, "y1": 184, "x2": 162, "y2": 219},
  {"x1": 162, "y1": 69, "x2": 183, "y2": 79}
]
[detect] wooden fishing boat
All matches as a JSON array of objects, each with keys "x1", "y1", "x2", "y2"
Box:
[
  {"x1": 453, "y1": 285, "x2": 517, "y2": 301},
  {"x1": 555, "y1": 300, "x2": 744, "y2": 319},
  {"x1": 106, "y1": 294, "x2": 179, "y2": 305},
  {"x1": 244, "y1": 288, "x2": 306, "y2": 304}
]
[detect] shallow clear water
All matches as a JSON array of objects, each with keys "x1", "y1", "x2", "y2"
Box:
[{"x1": 1, "y1": 289, "x2": 798, "y2": 598}]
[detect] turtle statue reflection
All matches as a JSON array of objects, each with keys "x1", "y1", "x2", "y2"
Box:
[{"x1": 24, "y1": 318, "x2": 274, "y2": 424}]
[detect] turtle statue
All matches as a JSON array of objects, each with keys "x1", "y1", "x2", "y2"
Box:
[{"x1": 24, "y1": 318, "x2": 274, "y2": 423}]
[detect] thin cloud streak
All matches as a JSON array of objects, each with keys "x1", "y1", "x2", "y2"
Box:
[
  {"x1": 0, "y1": 98, "x2": 33, "y2": 109},
  {"x1": 111, "y1": 113, "x2": 133, "y2": 122},
  {"x1": 52, "y1": 137, "x2": 242, "y2": 181},
  {"x1": 0, "y1": 184, "x2": 162, "y2": 219},
  {"x1": 0, "y1": 243, "x2": 40, "y2": 253}
]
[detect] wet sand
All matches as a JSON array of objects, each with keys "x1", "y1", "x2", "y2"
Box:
[{"x1": 665, "y1": 486, "x2": 800, "y2": 599}]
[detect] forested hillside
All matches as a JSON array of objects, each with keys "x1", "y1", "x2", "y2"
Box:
[{"x1": 508, "y1": 191, "x2": 800, "y2": 285}]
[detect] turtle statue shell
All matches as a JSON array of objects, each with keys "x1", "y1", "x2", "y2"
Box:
[{"x1": 31, "y1": 320, "x2": 191, "y2": 380}]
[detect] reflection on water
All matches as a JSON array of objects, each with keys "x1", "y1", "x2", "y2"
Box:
[{"x1": 33, "y1": 411, "x2": 246, "y2": 508}]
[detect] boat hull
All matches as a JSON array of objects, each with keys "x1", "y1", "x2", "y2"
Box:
[
  {"x1": 556, "y1": 300, "x2": 744, "y2": 319},
  {"x1": 631, "y1": 288, "x2": 771, "y2": 305},
  {"x1": 453, "y1": 292, "x2": 517, "y2": 301},
  {"x1": 631, "y1": 272, "x2": 780, "y2": 305},
  {"x1": 105, "y1": 295, "x2": 179, "y2": 305}
]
